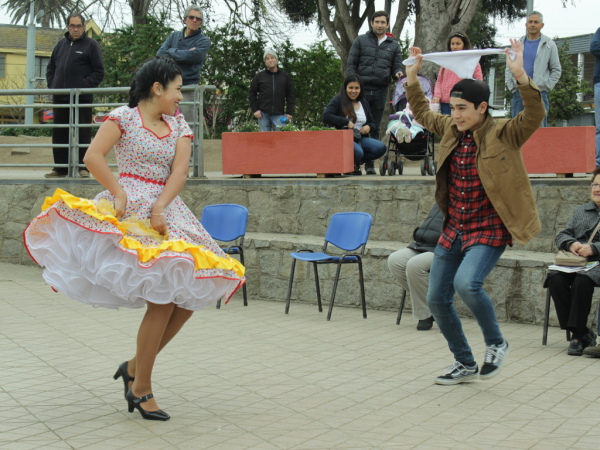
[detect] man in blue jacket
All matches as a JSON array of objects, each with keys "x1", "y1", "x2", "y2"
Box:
[
  {"x1": 157, "y1": 5, "x2": 211, "y2": 126},
  {"x1": 591, "y1": 27, "x2": 600, "y2": 168}
]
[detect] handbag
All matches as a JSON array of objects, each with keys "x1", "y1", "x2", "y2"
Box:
[
  {"x1": 353, "y1": 127, "x2": 362, "y2": 143},
  {"x1": 554, "y1": 220, "x2": 600, "y2": 267}
]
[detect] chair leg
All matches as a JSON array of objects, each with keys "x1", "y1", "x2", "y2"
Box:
[
  {"x1": 358, "y1": 259, "x2": 367, "y2": 319},
  {"x1": 543, "y1": 288, "x2": 551, "y2": 345},
  {"x1": 285, "y1": 259, "x2": 297, "y2": 314},
  {"x1": 567, "y1": 330, "x2": 571, "y2": 341},
  {"x1": 216, "y1": 298, "x2": 221, "y2": 309},
  {"x1": 313, "y1": 263, "x2": 322, "y2": 313},
  {"x1": 327, "y1": 261, "x2": 344, "y2": 321},
  {"x1": 240, "y1": 249, "x2": 248, "y2": 306},
  {"x1": 396, "y1": 289, "x2": 407, "y2": 325}
]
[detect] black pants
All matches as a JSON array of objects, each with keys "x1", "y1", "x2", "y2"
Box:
[
  {"x1": 547, "y1": 272, "x2": 595, "y2": 335},
  {"x1": 52, "y1": 97, "x2": 92, "y2": 174},
  {"x1": 363, "y1": 87, "x2": 388, "y2": 140}
]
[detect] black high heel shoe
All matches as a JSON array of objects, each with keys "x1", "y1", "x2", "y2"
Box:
[
  {"x1": 113, "y1": 361, "x2": 135, "y2": 399},
  {"x1": 126, "y1": 389, "x2": 170, "y2": 421}
]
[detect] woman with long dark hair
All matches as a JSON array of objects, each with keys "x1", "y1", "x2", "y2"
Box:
[
  {"x1": 24, "y1": 56, "x2": 246, "y2": 421},
  {"x1": 432, "y1": 32, "x2": 483, "y2": 115},
  {"x1": 323, "y1": 74, "x2": 386, "y2": 175}
]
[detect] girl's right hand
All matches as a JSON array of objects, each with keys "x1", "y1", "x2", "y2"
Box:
[
  {"x1": 347, "y1": 121, "x2": 355, "y2": 129},
  {"x1": 114, "y1": 194, "x2": 127, "y2": 219}
]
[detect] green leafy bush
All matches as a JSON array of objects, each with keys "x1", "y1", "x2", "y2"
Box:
[
  {"x1": 233, "y1": 122, "x2": 261, "y2": 132},
  {"x1": 0, "y1": 127, "x2": 52, "y2": 137}
]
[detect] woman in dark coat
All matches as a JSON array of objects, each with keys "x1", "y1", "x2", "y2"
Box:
[
  {"x1": 323, "y1": 74, "x2": 386, "y2": 175},
  {"x1": 546, "y1": 168, "x2": 600, "y2": 355}
]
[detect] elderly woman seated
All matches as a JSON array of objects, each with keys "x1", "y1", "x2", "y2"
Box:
[{"x1": 545, "y1": 168, "x2": 600, "y2": 356}]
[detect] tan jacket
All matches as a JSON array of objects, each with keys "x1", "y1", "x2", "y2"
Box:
[{"x1": 405, "y1": 79, "x2": 545, "y2": 246}]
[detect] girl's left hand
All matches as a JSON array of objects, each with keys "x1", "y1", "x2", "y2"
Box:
[
  {"x1": 360, "y1": 125, "x2": 370, "y2": 135},
  {"x1": 150, "y1": 208, "x2": 168, "y2": 235}
]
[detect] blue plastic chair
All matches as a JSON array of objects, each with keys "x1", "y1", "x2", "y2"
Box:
[
  {"x1": 200, "y1": 204, "x2": 249, "y2": 309},
  {"x1": 285, "y1": 212, "x2": 372, "y2": 321}
]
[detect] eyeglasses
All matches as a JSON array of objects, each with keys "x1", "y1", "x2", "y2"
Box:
[
  {"x1": 68, "y1": 24, "x2": 84, "y2": 30},
  {"x1": 187, "y1": 15, "x2": 202, "y2": 22},
  {"x1": 591, "y1": 183, "x2": 600, "y2": 189}
]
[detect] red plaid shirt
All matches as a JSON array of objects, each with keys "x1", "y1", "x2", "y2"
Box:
[{"x1": 438, "y1": 132, "x2": 513, "y2": 251}]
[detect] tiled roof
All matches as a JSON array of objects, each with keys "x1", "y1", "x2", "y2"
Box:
[{"x1": 0, "y1": 24, "x2": 65, "y2": 53}]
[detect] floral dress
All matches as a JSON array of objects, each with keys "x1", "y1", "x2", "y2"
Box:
[{"x1": 24, "y1": 106, "x2": 246, "y2": 310}]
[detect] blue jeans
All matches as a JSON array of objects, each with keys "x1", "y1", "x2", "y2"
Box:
[
  {"x1": 426, "y1": 237, "x2": 506, "y2": 365},
  {"x1": 595, "y1": 82, "x2": 600, "y2": 166},
  {"x1": 440, "y1": 103, "x2": 451, "y2": 116},
  {"x1": 257, "y1": 113, "x2": 285, "y2": 131},
  {"x1": 354, "y1": 137, "x2": 386, "y2": 164},
  {"x1": 512, "y1": 90, "x2": 550, "y2": 127}
]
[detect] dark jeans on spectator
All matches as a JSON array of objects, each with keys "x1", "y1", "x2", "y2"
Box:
[
  {"x1": 52, "y1": 97, "x2": 92, "y2": 174},
  {"x1": 363, "y1": 87, "x2": 388, "y2": 140},
  {"x1": 354, "y1": 137, "x2": 386, "y2": 164},
  {"x1": 512, "y1": 90, "x2": 549, "y2": 127},
  {"x1": 547, "y1": 272, "x2": 595, "y2": 336}
]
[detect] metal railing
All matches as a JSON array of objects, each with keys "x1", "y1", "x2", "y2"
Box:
[{"x1": 0, "y1": 85, "x2": 216, "y2": 178}]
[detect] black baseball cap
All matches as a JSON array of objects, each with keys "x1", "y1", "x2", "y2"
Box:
[{"x1": 450, "y1": 79, "x2": 495, "y2": 108}]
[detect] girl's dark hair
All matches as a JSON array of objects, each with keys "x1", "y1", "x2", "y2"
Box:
[
  {"x1": 128, "y1": 56, "x2": 183, "y2": 108},
  {"x1": 339, "y1": 74, "x2": 364, "y2": 123},
  {"x1": 446, "y1": 32, "x2": 472, "y2": 51}
]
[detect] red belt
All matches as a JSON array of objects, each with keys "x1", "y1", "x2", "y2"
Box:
[{"x1": 120, "y1": 173, "x2": 166, "y2": 186}]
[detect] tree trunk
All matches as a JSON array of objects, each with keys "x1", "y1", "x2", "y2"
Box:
[
  {"x1": 128, "y1": 0, "x2": 153, "y2": 26},
  {"x1": 412, "y1": 0, "x2": 479, "y2": 84}
]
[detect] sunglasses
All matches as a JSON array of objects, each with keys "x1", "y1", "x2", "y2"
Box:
[{"x1": 187, "y1": 15, "x2": 202, "y2": 22}]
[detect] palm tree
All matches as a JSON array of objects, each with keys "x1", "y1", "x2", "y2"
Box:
[{"x1": 1, "y1": 0, "x2": 76, "y2": 28}]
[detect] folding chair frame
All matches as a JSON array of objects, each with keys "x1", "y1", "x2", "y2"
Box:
[
  {"x1": 216, "y1": 236, "x2": 248, "y2": 309},
  {"x1": 396, "y1": 289, "x2": 407, "y2": 325},
  {"x1": 542, "y1": 287, "x2": 571, "y2": 345},
  {"x1": 285, "y1": 242, "x2": 368, "y2": 321}
]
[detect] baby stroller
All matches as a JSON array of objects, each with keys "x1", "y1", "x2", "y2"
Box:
[{"x1": 379, "y1": 74, "x2": 437, "y2": 176}]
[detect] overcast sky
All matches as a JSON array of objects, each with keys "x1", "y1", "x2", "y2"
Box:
[{"x1": 1, "y1": 0, "x2": 598, "y2": 49}]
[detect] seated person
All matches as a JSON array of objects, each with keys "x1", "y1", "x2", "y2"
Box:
[
  {"x1": 388, "y1": 203, "x2": 444, "y2": 330},
  {"x1": 323, "y1": 74, "x2": 386, "y2": 176},
  {"x1": 545, "y1": 168, "x2": 600, "y2": 355}
]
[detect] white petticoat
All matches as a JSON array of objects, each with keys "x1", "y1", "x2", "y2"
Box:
[{"x1": 27, "y1": 209, "x2": 238, "y2": 311}]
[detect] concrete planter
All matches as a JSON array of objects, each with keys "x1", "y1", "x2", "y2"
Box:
[
  {"x1": 522, "y1": 126, "x2": 596, "y2": 176},
  {"x1": 222, "y1": 129, "x2": 354, "y2": 176}
]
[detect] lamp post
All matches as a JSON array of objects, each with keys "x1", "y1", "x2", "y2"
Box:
[{"x1": 25, "y1": 0, "x2": 35, "y2": 124}]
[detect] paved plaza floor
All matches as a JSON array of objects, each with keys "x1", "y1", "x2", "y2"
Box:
[{"x1": 1, "y1": 262, "x2": 600, "y2": 450}]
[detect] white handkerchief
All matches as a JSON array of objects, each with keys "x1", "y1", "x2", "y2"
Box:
[{"x1": 402, "y1": 49, "x2": 515, "y2": 79}]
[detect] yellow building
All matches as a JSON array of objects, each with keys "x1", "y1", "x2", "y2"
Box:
[{"x1": 0, "y1": 20, "x2": 102, "y2": 124}]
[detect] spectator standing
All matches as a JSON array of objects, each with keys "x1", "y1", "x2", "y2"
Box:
[
  {"x1": 387, "y1": 204, "x2": 444, "y2": 330},
  {"x1": 591, "y1": 27, "x2": 600, "y2": 168},
  {"x1": 432, "y1": 32, "x2": 483, "y2": 115},
  {"x1": 157, "y1": 5, "x2": 211, "y2": 126},
  {"x1": 248, "y1": 49, "x2": 295, "y2": 131},
  {"x1": 346, "y1": 10, "x2": 404, "y2": 173},
  {"x1": 505, "y1": 11, "x2": 561, "y2": 127},
  {"x1": 45, "y1": 13, "x2": 104, "y2": 178}
]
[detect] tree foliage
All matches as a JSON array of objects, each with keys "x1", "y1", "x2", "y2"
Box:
[
  {"x1": 200, "y1": 23, "x2": 267, "y2": 138},
  {"x1": 1, "y1": 0, "x2": 78, "y2": 28},
  {"x1": 276, "y1": 40, "x2": 344, "y2": 128},
  {"x1": 548, "y1": 40, "x2": 593, "y2": 126},
  {"x1": 95, "y1": 14, "x2": 174, "y2": 101}
]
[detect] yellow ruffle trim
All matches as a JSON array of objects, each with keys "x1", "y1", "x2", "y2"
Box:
[{"x1": 42, "y1": 188, "x2": 245, "y2": 277}]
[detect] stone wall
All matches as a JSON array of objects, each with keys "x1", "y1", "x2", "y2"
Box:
[
  {"x1": 2, "y1": 179, "x2": 599, "y2": 329},
  {"x1": 234, "y1": 233, "x2": 599, "y2": 330},
  {"x1": 0, "y1": 179, "x2": 591, "y2": 265}
]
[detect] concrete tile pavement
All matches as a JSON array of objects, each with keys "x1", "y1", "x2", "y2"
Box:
[{"x1": 1, "y1": 262, "x2": 600, "y2": 450}]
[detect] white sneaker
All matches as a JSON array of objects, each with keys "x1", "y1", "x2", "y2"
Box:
[
  {"x1": 480, "y1": 339, "x2": 510, "y2": 380},
  {"x1": 435, "y1": 361, "x2": 479, "y2": 385}
]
